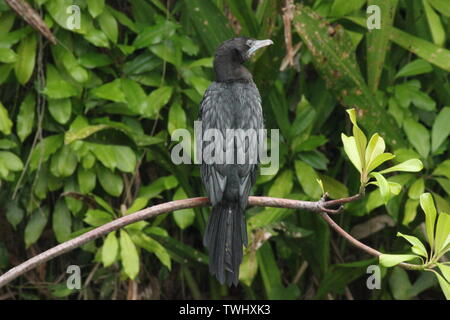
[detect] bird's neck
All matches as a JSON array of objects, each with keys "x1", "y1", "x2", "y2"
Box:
[{"x1": 213, "y1": 55, "x2": 252, "y2": 82}]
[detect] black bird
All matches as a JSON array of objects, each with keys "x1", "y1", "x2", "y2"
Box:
[{"x1": 198, "y1": 37, "x2": 272, "y2": 286}]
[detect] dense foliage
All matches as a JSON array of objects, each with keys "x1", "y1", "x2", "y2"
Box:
[{"x1": 0, "y1": 0, "x2": 449, "y2": 299}]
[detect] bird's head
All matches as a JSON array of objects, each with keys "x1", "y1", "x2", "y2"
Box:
[{"x1": 213, "y1": 37, "x2": 273, "y2": 82}]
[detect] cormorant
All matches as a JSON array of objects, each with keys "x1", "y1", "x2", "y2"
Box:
[{"x1": 197, "y1": 37, "x2": 272, "y2": 286}]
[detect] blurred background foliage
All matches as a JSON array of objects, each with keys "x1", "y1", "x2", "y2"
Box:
[{"x1": 0, "y1": 0, "x2": 449, "y2": 299}]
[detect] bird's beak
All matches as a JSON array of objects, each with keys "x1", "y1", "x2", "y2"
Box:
[{"x1": 247, "y1": 39, "x2": 273, "y2": 57}]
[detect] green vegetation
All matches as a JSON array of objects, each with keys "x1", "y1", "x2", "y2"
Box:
[{"x1": 0, "y1": 0, "x2": 449, "y2": 300}]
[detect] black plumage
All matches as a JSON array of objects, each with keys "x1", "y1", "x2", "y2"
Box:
[{"x1": 197, "y1": 37, "x2": 272, "y2": 286}]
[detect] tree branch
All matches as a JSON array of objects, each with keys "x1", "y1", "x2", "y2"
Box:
[{"x1": 0, "y1": 193, "x2": 420, "y2": 288}]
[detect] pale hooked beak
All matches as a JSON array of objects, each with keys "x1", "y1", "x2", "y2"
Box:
[{"x1": 246, "y1": 39, "x2": 273, "y2": 58}]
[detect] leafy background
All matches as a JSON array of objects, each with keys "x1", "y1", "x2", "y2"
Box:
[{"x1": 0, "y1": 0, "x2": 449, "y2": 299}]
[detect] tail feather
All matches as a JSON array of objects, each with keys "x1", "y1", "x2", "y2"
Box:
[{"x1": 203, "y1": 203, "x2": 246, "y2": 286}]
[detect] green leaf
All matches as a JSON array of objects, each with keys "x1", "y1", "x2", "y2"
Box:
[
  {"x1": 48, "y1": 98, "x2": 72, "y2": 124},
  {"x1": 50, "y1": 145, "x2": 77, "y2": 177},
  {"x1": 84, "y1": 28, "x2": 109, "y2": 48},
  {"x1": 119, "y1": 230, "x2": 140, "y2": 279},
  {"x1": 395, "y1": 59, "x2": 433, "y2": 78},
  {"x1": 438, "y1": 263, "x2": 450, "y2": 283},
  {"x1": 403, "y1": 199, "x2": 420, "y2": 226},
  {"x1": 88, "y1": 0, "x2": 105, "y2": 18},
  {"x1": 366, "y1": 0, "x2": 398, "y2": 91},
  {"x1": 43, "y1": 65, "x2": 79, "y2": 99},
  {"x1": 0, "y1": 48, "x2": 17, "y2": 63},
  {"x1": 25, "y1": 207, "x2": 49, "y2": 248},
  {"x1": 172, "y1": 187, "x2": 195, "y2": 230},
  {"x1": 90, "y1": 79, "x2": 126, "y2": 103},
  {"x1": 435, "y1": 212, "x2": 450, "y2": 254},
  {"x1": 90, "y1": 144, "x2": 117, "y2": 170},
  {"x1": 367, "y1": 153, "x2": 395, "y2": 173},
  {"x1": 168, "y1": 98, "x2": 186, "y2": 136},
  {"x1": 133, "y1": 20, "x2": 178, "y2": 48},
  {"x1": 389, "y1": 27, "x2": 450, "y2": 71},
  {"x1": 77, "y1": 167, "x2": 96, "y2": 194},
  {"x1": 0, "y1": 151, "x2": 23, "y2": 172},
  {"x1": 428, "y1": 0, "x2": 450, "y2": 17},
  {"x1": 6, "y1": 201, "x2": 24, "y2": 230},
  {"x1": 389, "y1": 267, "x2": 413, "y2": 300},
  {"x1": 379, "y1": 253, "x2": 419, "y2": 267},
  {"x1": 98, "y1": 9, "x2": 118, "y2": 44},
  {"x1": 96, "y1": 165, "x2": 123, "y2": 197},
  {"x1": 429, "y1": 269, "x2": 450, "y2": 300},
  {"x1": 370, "y1": 172, "x2": 390, "y2": 203},
  {"x1": 433, "y1": 160, "x2": 450, "y2": 180},
  {"x1": 0, "y1": 101, "x2": 13, "y2": 135},
  {"x1": 16, "y1": 93, "x2": 35, "y2": 142},
  {"x1": 408, "y1": 178, "x2": 425, "y2": 200},
  {"x1": 270, "y1": 169, "x2": 294, "y2": 198},
  {"x1": 331, "y1": 0, "x2": 366, "y2": 16},
  {"x1": 318, "y1": 174, "x2": 349, "y2": 199},
  {"x1": 379, "y1": 159, "x2": 423, "y2": 174},
  {"x1": 295, "y1": 6, "x2": 405, "y2": 147},
  {"x1": 102, "y1": 231, "x2": 119, "y2": 267},
  {"x1": 185, "y1": 0, "x2": 234, "y2": 55},
  {"x1": 144, "y1": 86, "x2": 173, "y2": 118},
  {"x1": 341, "y1": 134, "x2": 362, "y2": 173},
  {"x1": 420, "y1": 193, "x2": 437, "y2": 248},
  {"x1": 397, "y1": 232, "x2": 428, "y2": 258},
  {"x1": 121, "y1": 78, "x2": 147, "y2": 114},
  {"x1": 365, "y1": 133, "x2": 385, "y2": 169},
  {"x1": 52, "y1": 200, "x2": 72, "y2": 243},
  {"x1": 131, "y1": 232, "x2": 171, "y2": 270},
  {"x1": 423, "y1": 0, "x2": 446, "y2": 47},
  {"x1": 403, "y1": 118, "x2": 430, "y2": 158},
  {"x1": 14, "y1": 33, "x2": 36, "y2": 84},
  {"x1": 432, "y1": 107, "x2": 450, "y2": 152},
  {"x1": 239, "y1": 252, "x2": 258, "y2": 287},
  {"x1": 114, "y1": 146, "x2": 136, "y2": 173},
  {"x1": 84, "y1": 209, "x2": 113, "y2": 227}
]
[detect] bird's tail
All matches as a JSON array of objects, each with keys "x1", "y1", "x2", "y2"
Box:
[{"x1": 203, "y1": 202, "x2": 247, "y2": 286}]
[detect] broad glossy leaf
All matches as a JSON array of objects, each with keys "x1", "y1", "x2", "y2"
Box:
[
  {"x1": 379, "y1": 253, "x2": 419, "y2": 267},
  {"x1": 423, "y1": 0, "x2": 446, "y2": 47},
  {"x1": 420, "y1": 193, "x2": 437, "y2": 247},
  {"x1": 432, "y1": 107, "x2": 450, "y2": 152},
  {"x1": 52, "y1": 200, "x2": 72, "y2": 243},
  {"x1": 435, "y1": 212, "x2": 450, "y2": 254},
  {"x1": 0, "y1": 48, "x2": 16, "y2": 63},
  {"x1": 48, "y1": 99, "x2": 72, "y2": 124},
  {"x1": 294, "y1": 162, "x2": 321, "y2": 199},
  {"x1": 408, "y1": 178, "x2": 425, "y2": 200},
  {"x1": 98, "y1": 9, "x2": 118, "y2": 43},
  {"x1": 371, "y1": 172, "x2": 390, "y2": 203},
  {"x1": 379, "y1": 159, "x2": 423, "y2": 174},
  {"x1": 114, "y1": 146, "x2": 136, "y2": 173},
  {"x1": 102, "y1": 231, "x2": 118, "y2": 267},
  {"x1": 144, "y1": 86, "x2": 173, "y2": 118},
  {"x1": 397, "y1": 232, "x2": 428, "y2": 258},
  {"x1": 341, "y1": 134, "x2": 361, "y2": 173},
  {"x1": 84, "y1": 209, "x2": 113, "y2": 227},
  {"x1": 395, "y1": 59, "x2": 433, "y2": 78},
  {"x1": 16, "y1": 93, "x2": 35, "y2": 142},
  {"x1": 172, "y1": 187, "x2": 195, "y2": 230},
  {"x1": 30, "y1": 134, "x2": 64, "y2": 171},
  {"x1": 25, "y1": 207, "x2": 49, "y2": 248},
  {"x1": 366, "y1": 0, "x2": 398, "y2": 91},
  {"x1": 96, "y1": 165, "x2": 123, "y2": 197},
  {"x1": 14, "y1": 33, "x2": 36, "y2": 84},
  {"x1": 43, "y1": 65, "x2": 79, "y2": 99},
  {"x1": 0, "y1": 101, "x2": 12, "y2": 135},
  {"x1": 77, "y1": 167, "x2": 96, "y2": 194},
  {"x1": 120, "y1": 230, "x2": 140, "y2": 279}
]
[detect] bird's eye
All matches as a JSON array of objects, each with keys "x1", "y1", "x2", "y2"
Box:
[{"x1": 246, "y1": 40, "x2": 253, "y2": 47}]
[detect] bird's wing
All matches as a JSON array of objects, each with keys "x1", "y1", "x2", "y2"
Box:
[{"x1": 198, "y1": 84, "x2": 229, "y2": 205}]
